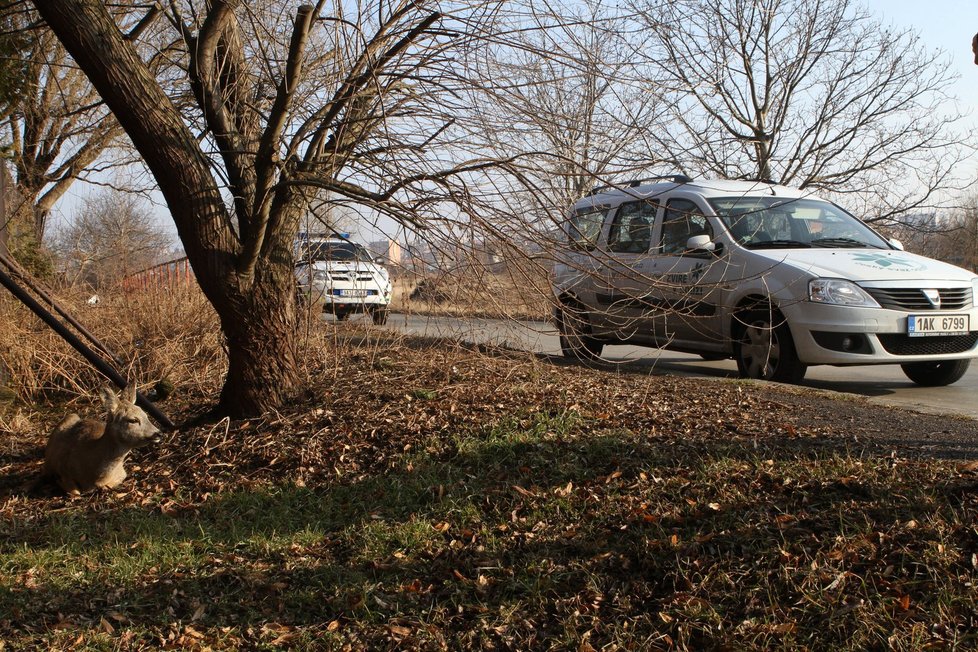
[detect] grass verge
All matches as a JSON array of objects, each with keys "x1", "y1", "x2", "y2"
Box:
[{"x1": 2, "y1": 333, "x2": 978, "y2": 650}]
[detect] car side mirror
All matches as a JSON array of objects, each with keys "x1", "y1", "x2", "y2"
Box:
[
  {"x1": 686, "y1": 234, "x2": 715, "y2": 252},
  {"x1": 888, "y1": 238, "x2": 904, "y2": 251},
  {"x1": 374, "y1": 256, "x2": 386, "y2": 264}
]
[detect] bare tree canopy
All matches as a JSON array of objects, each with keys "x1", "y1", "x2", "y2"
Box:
[
  {"x1": 0, "y1": 4, "x2": 141, "y2": 253},
  {"x1": 470, "y1": 1, "x2": 658, "y2": 207},
  {"x1": 51, "y1": 191, "x2": 173, "y2": 289},
  {"x1": 31, "y1": 0, "x2": 512, "y2": 416},
  {"x1": 629, "y1": 0, "x2": 975, "y2": 222}
]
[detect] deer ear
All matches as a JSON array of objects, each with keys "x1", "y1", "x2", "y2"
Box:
[
  {"x1": 122, "y1": 383, "x2": 138, "y2": 405},
  {"x1": 100, "y1": 386, "x2": 119, "y2": 412}
]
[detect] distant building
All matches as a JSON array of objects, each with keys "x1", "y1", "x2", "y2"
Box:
[{"x1": 367, "y1": 238, "x2": 404, "y2": 267}]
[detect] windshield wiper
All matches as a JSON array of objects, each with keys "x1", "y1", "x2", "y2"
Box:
[
  {"x1": 746, "y1": 239, "x2": 812, "y2": 249},
  {"x1": 811, "y1": 237, "x2": 880, "y2": 249}
]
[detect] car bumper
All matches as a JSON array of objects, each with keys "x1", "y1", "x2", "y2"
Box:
[
  {"x1": 784, "y1": 302, "x2": 978, "y2": 365},
  {"x1": 302, "y1": 283, "x2": 391, "y2": 307}
]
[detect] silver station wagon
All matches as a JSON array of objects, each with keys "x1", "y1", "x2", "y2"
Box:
[{"x1": 551, "y1": 177, "x2": 978, "y2": 386}]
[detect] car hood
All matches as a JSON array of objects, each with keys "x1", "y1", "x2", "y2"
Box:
[
  {"x1": 750, "y1": 248, "x2": 976, "y2": 282},
  {"x1": 305, "y1": 260, "x2": 384, "y2": 274}
]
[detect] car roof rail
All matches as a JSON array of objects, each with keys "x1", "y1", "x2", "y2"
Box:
[
  {"x1": 585, "y1": 174, "x2": 693, "y2": 196},
  {"x1": 628, "y1": 174, "x2": 693, "y2": 187}
]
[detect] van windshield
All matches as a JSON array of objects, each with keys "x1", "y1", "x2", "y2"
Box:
[
  {"x1": 300, "y1": 241, "x2": 372, "y2": 262},
  {"x1": 708, "y1": 197, "x2": 889, "y2": 249}
]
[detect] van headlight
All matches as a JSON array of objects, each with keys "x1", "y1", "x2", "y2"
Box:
[
  {"x1": 809, "y1": 279, "x2": 879, "y2": 307},
  {"x1": 972, "y1": 277, "x2": 978, "y2": 304}
]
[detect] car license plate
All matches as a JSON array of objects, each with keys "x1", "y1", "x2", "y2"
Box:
[
  {"x1": 907, "y1": 314, "x2": 970, "y2": 337},
  {"x1": 336, "y1": 289, "x2": 369, "y2": 298}
]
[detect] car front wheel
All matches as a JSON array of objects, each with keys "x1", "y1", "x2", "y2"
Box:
[
  {"x1": 734, "y1": 311, "x2": 806, "y2": 383},
  {"x1": 556, "y1": 302, "x2": 604, "y2": 361},
  {"x1": 901, "y1": 359, "x2": 970, "y2": 386}
]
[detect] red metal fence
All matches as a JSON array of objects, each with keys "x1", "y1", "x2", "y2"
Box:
[{"x1": 123, "y1": 257, "x2": 195, "y2": 291}]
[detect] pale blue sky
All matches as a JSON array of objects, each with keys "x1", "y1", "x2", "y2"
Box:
[
  {"x1": 865, "y1": 0, "x2": 978, "y2": 119},
  {"x1": 863, "y1": 0, "x2": 978, "y2": 187}
]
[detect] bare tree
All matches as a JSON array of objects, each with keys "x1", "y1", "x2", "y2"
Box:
[
  {"x1": 0, "y1": 4, "x2": 154, "y2": 252},
  {"x1": 471, "y1": 1, "x2": 658, "y2": 209},
  {"x1": 628, "y1": 0, "x2": 975, "y2": 222},
  {"x1": 892, "y1": 195, "x2": 978, "y2": 271},
  {"x1": 51, "y1": 191, "x2": 173, "y2": 289},
  {"x1": 32, "y1": 0, "x2": 513, "y2": 416},
  {"x1": 0, "y1": 5, "x2": 28, "y2": 111}
]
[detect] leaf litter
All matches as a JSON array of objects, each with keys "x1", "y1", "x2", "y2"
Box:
[{"x1": 1, "y1": 332, "x2": 978, "y2": 650}]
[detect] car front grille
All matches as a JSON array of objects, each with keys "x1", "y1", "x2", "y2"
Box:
[
  {"x1": 330, "y1": 273, "x2": 375, "y2": 282},
  {"x1": 877, "y1": 332, "x2": 978, "y2": 355},
  {"x1": 863, "y1": 287, "x2": 972, "y2": 311}
]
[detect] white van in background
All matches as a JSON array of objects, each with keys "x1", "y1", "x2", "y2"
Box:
[
  {"x1": 551, "y1": 177, "x2": 978, "y2": 386},
  {"x1": 296, "y1": 235, "x2": 392, "y2": 325}
]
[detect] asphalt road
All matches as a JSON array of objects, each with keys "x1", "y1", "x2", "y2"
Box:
[{"x1": 383, "y1": 313, "x2": 978, "y2": 420}]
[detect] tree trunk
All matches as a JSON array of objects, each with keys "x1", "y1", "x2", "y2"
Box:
[
  {"x1": 216, "y1": 252, "x2": 300, "y2": 415},
  {"x1": 34, "y1": 0, "x2": 301, "y2": 417}
]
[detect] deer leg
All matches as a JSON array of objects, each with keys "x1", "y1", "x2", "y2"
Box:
[{"x1": 59, "y1": 476, "x2": 81, "y2": 497}]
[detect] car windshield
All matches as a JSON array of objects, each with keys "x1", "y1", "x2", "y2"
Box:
[
  {"x1": 300, "y1": 241, "x2": 372, "y2": 262},
  {"x1": 708, "y1": 197, "x2": 889, "y2": 249}
]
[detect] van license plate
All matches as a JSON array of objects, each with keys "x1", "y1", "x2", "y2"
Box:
[
  {"x1": 336, "y1": 289, "x2": 368, "y2": 297},
  {"x1": 907, "y1": 314, "x2": 970, "y2": 337}
]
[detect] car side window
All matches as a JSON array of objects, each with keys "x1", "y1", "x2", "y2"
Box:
[
  {"x1": 661, "y1": 198, "x2": 712, "y2": 255},
  {"x1": 569, "y1": 207, "x2": 608, "y2": 251},
  {"x1": 608, "y1": 200, "x2": 659, "y2": 254}
]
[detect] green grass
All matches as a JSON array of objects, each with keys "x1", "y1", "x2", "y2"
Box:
[{"x1": 3, "y1": 406, "x2": 977, "y2": 649}]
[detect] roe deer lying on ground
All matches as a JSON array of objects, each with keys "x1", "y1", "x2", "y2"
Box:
[{"x1": 43, "y1": 384, "x2": 161, "y2": 495}]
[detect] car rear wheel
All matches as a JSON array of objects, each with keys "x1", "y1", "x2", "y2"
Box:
[
  {"x1": 901, "y1": 359, "x2": 970, "y2": 386},
  {"x1": 556, "y1": 302, "x2": 604, "y2": 361},
  {"x1": 734, "y1": 311, "x2": 806, "y2": 383}
]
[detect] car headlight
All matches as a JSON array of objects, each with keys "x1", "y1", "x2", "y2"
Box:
[
  {"x1": 809, "y1": 279, "x2": 879, "y2": 307},
  {"x1": 312, "y1": 270, "x2": 329, "y2": 282},
  {"x1": 972, "y1": 277, "x2": 978, "y2": 304}
]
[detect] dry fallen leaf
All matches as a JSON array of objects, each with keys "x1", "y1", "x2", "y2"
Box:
[
  {"x1": 512, "y1": 485, "x2": 536, "y2": 498},
  {"x1": 389, "y1": 624, "x2": 412, "y2": 640},
  {"x1": 401, "y1": 579, "x2": 422, "y2": 593},
  {"x1": 183, "y1": 625, "x2": 205, "y2": 640}
]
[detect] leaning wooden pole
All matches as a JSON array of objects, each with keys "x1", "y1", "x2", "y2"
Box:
[
  {"x1": 0, "y1": 254, "x2": 124, "y2": 365},
  {"x1": 0, "y1": 264, "x2": 175, "y2": 430}
]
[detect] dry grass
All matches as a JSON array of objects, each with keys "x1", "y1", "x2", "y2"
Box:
[
  {"x1": 390, "y1": 262, "x2": 553, "y2": 322},
  {"x1": 0, "y1": 285, "x2": 225, "y2": 406}
]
